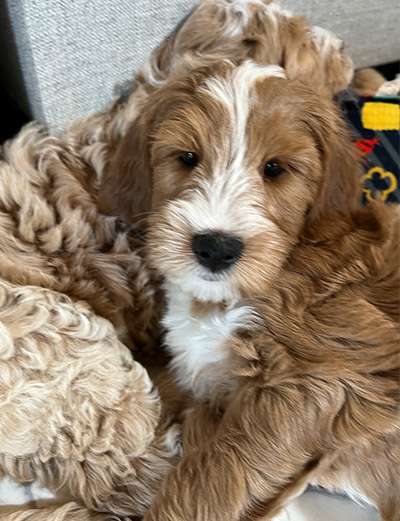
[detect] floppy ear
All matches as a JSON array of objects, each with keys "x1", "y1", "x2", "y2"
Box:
[
  {"x1": 304, "y1": 100, "x2": 362, "y2": 224},
  {"x1": 99, "y1": 69, "x2": 208, "y2": 223},
  {"x1": 99, "y1": 86, "x2": 183, "y2": 222},
  {"x1": 98, "y1": 106, "x2": 153, "y2": 223}
]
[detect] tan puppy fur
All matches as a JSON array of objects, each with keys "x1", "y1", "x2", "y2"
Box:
[
  {"x1": 1, "y1": 502, "x2": 123, "y2": 521},
  {"x1": 0, "y1": 125, "x2": 162, "y2": 352},
  {"x1": 0, "y1": 125, "x2": 181, "y2": 517},
  {"x1": 111, "y1": 61, "x2": 399, "y2": 520}
]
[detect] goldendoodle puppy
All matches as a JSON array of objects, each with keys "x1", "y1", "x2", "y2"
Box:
[{"x1": 0, "y1": 1, "x2": 357, "y2": 518}]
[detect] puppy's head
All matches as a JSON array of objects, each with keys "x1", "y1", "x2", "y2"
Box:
[{"x1": 111, "y1": 61, "x2": 360, "y2": 302}]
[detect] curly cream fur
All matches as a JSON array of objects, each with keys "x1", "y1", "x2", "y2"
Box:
[
  {"x1": 0, "y1": 123, "x2": 180, "y2": 516},
  {"x1": 1, "y1": 501, "x2": 123, "y2": 520},
  {"x1": 0, "y1": 123, "x2": 162, "y2": 353}
]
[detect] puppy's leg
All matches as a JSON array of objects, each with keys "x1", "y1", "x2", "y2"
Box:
[
  {"x1": 181, "y1": 402, "x2": 223, "y2": 454},
  {"x1": 142, "y1": 384, "x2": 328, "y2": 521}
]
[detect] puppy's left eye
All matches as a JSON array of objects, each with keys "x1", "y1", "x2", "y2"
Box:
[
  {"x1": 263, "y1": 160, "x2": 285, "y2": 179},
  {"x1": 179, "y1": 151, "x2": 199, "y2": 168}
]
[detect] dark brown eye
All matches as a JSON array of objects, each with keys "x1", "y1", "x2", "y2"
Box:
[
  {"x1": 263, "y1": 160, "x2": 284, "y2": 179},
  {"x1": 179, "y1": 151, "x2": 199, "y2": 168}
]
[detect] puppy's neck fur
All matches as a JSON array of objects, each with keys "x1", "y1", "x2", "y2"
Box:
[{"x1": 162, "y1": 281, "x2": 253, "y2": 402}]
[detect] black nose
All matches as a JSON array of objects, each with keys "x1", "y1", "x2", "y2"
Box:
[{"x1": 192, "y1": 232, "x2": 244, "y2": 273}]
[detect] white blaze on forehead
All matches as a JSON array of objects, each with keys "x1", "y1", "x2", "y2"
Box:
[
  {"x1": 216, "y1": 0, "x2": 293, "y2": 37},
  {"x1": 170, "y1": 62, "x2": 285, "y2": 237},
  {"x1": 165, "y1": 62, "x2": 285, "y2": 247},
  {"x1": 202, "y1": 61, "x2": 285, "y2": 158}
]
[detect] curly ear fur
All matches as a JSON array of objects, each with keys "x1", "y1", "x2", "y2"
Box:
[
  {"x1": 0, "y1": 502, "x2": 122, "y2": 521},
  {"x1": 98, "y1": 99, "x2": 153, "y2": 222},
  {"x1": 99, "y1": 82, "x2": 190, "y2": 222}
]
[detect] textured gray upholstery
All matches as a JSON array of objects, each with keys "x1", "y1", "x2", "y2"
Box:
[
  {"x1": 284, "y1": 0, "x2": 400, "y2": 67},
  {"x1": 1, "y1": 0, "x2": 399, "y2": 130},
  {"x1": 0, "y1": 0, "x2": 198, "y2": 128}
]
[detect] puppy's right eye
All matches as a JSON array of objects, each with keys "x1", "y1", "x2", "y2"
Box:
[
  {"x1": 263, "y1": 160, "x2": 285, "y2": 180},
  {"x1": 179, "y1": 152, "x2": 199, "y2": 168}
]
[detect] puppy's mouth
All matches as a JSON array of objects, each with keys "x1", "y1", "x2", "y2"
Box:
[{"x1": 199, "y1": 271, "x2": 226, "y2": 282}]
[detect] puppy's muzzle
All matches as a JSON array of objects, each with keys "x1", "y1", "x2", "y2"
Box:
[{"x1": 192, "y1": 231, "x2": 244, "y2": 273}]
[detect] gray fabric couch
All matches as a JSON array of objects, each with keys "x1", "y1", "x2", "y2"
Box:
[{"x1": 1, "y1": 0, "x2": 399, "y2": 130}]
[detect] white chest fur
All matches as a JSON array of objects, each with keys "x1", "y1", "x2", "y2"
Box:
[{"x1": 162, "y1": 283, "x2": 253, "y2": 401}]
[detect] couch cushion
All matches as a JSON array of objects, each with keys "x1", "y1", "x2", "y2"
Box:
[{"x1": 1, "y1": 1, "x2": 399, "y2": 136}]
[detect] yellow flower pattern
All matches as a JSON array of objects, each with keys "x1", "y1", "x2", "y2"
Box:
[{"x1": 362, "y1": 166, "x2": 398, "y2": 202}]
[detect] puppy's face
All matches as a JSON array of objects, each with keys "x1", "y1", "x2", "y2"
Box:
[{"x1": 145, "y1": 61, "x2": 353, "y2": 303}]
